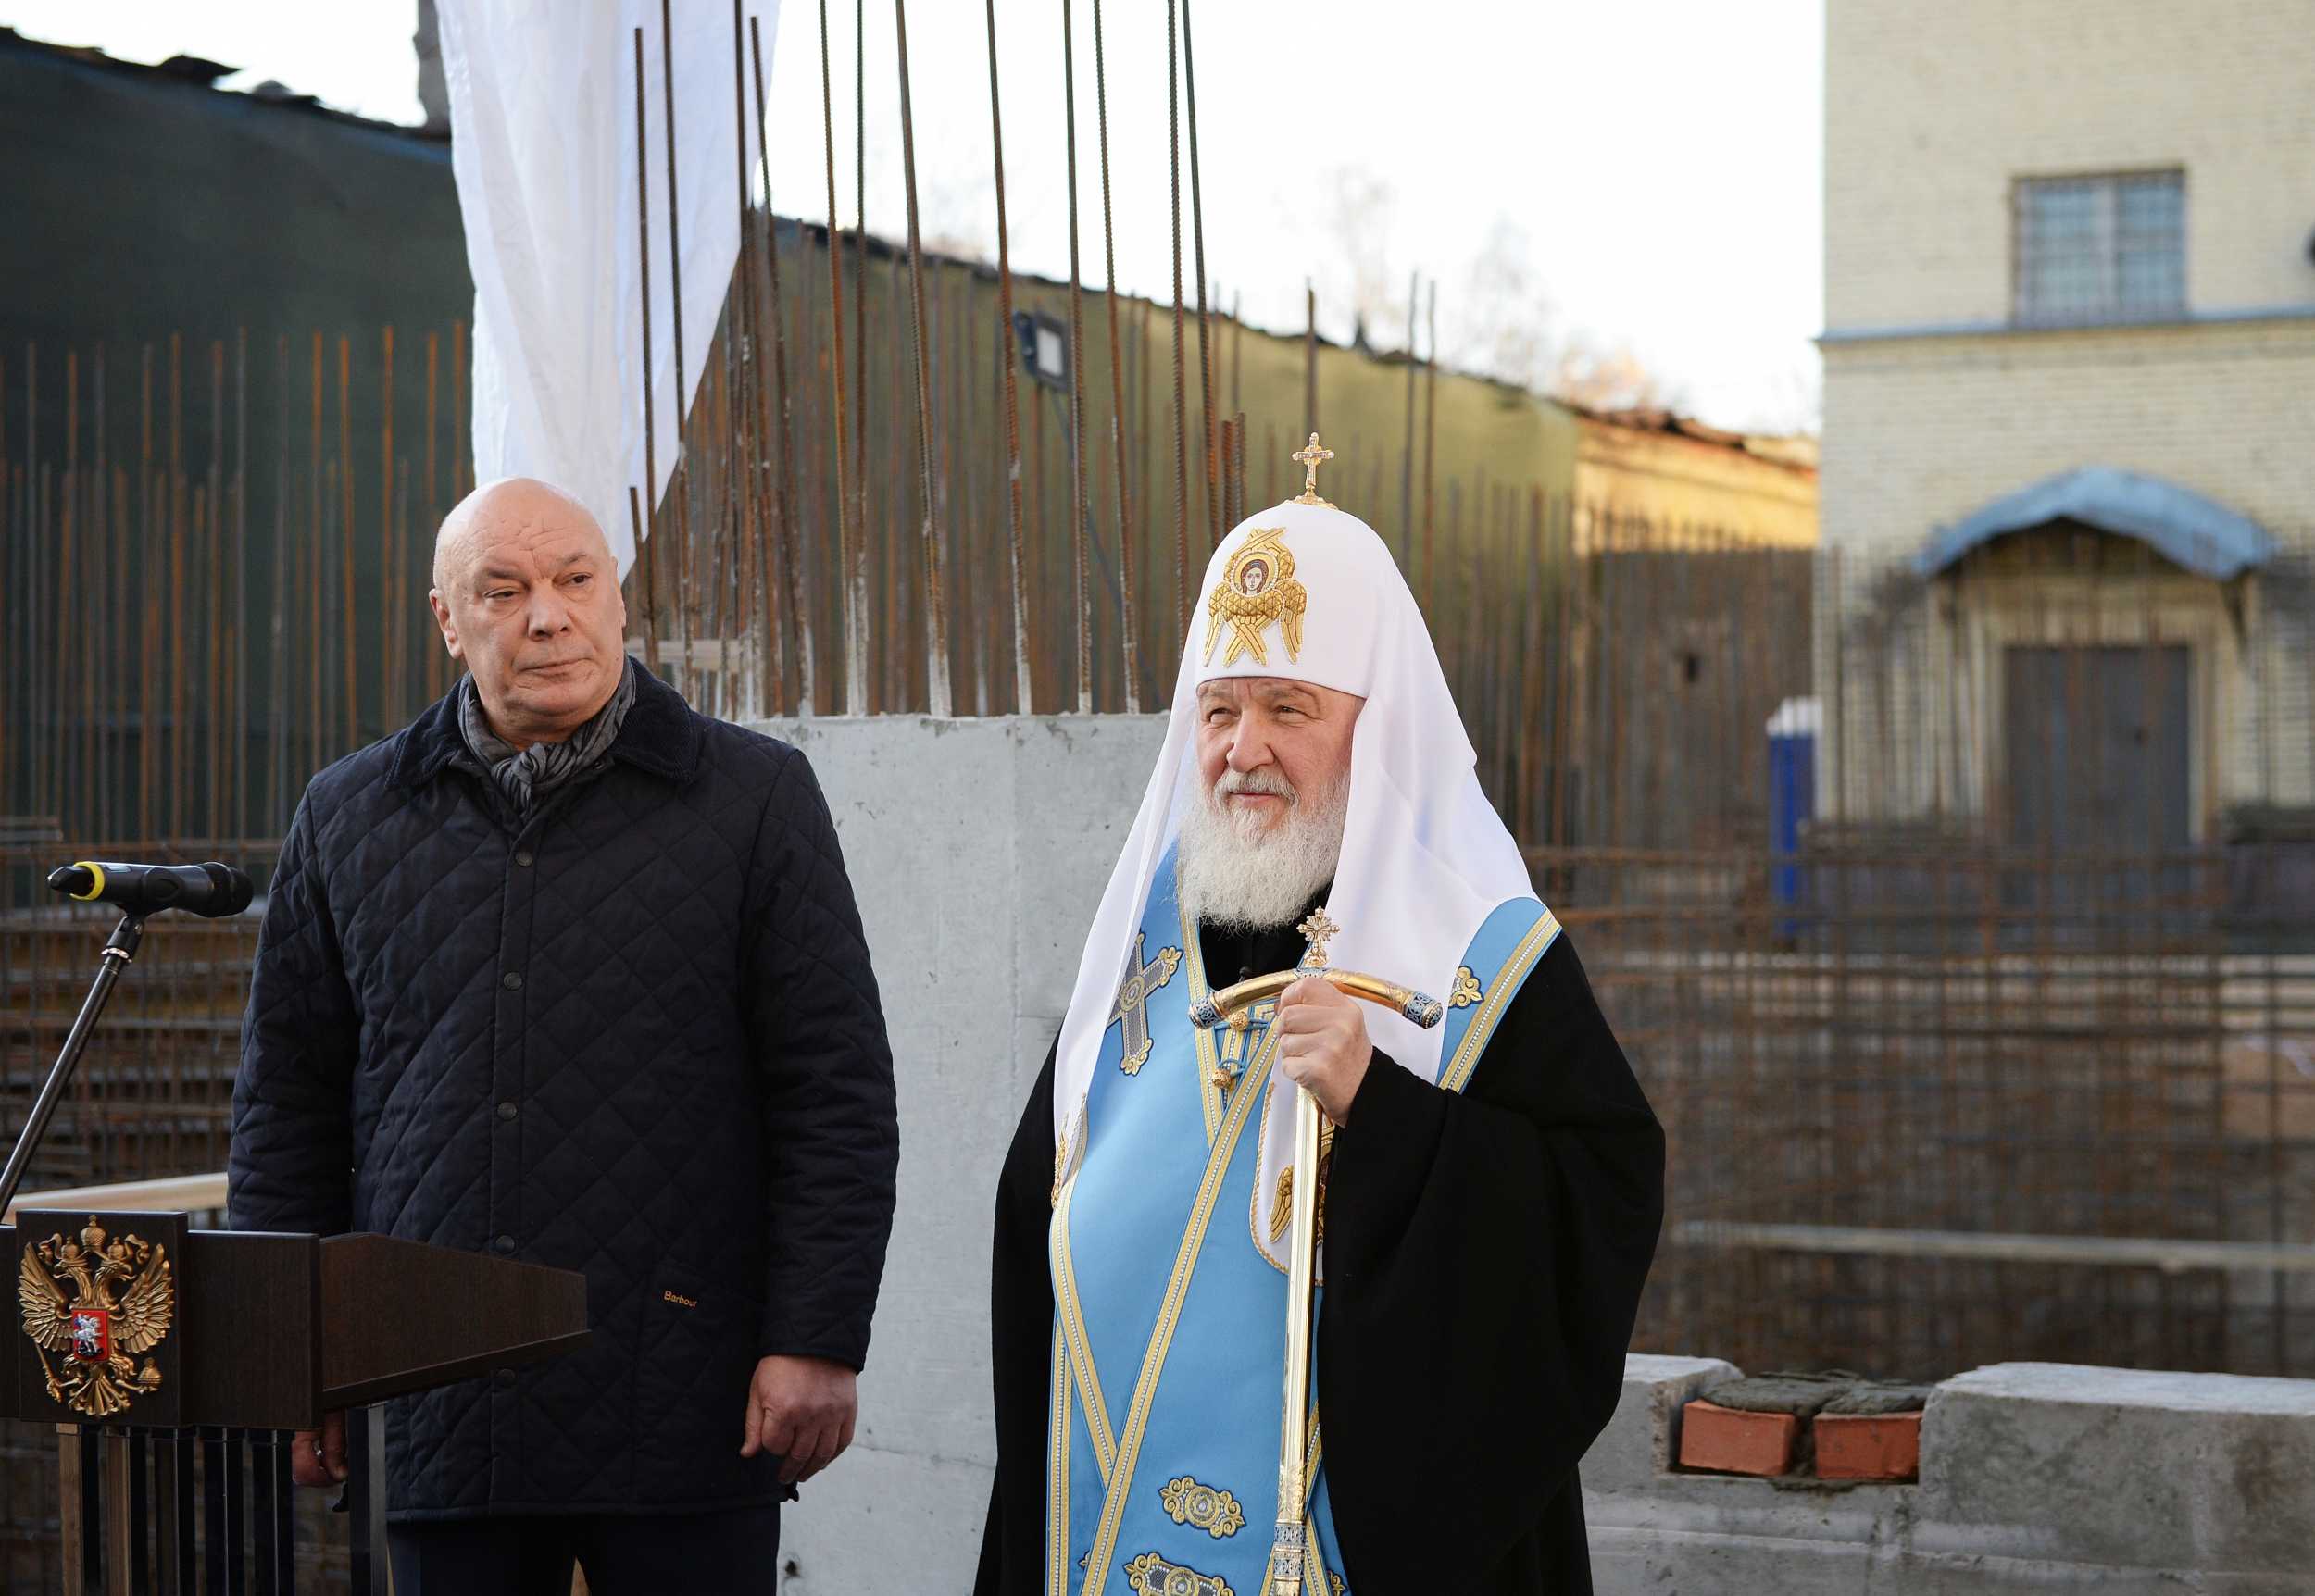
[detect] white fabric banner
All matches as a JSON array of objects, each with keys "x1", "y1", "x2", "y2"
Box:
[{"x1": 436, "y1": 0, "x2": 779, "y2": 573}]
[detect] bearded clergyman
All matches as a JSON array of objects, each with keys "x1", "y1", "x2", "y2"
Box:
[{"x1": 972, "y1": 442, "x2": 1666, "y2": 1596}]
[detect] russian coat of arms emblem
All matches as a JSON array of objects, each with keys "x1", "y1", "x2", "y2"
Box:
[{"x1": 19, "y1": 1216, "x2": 175, "y2": 1418}]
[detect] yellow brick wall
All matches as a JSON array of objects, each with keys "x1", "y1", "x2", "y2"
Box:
[
  {"x1": 1821, "y1": 319, "x2": 2315, "y2": 558},
  {"x1": 1826, "y1": 0, "x2": 2315, "y2": 329}
]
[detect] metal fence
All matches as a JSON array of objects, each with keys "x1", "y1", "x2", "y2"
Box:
[{"x1": 1589, "y1": 530, "x2": 2315, "y2": 1382}]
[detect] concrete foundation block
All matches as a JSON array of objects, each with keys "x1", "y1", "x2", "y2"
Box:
[
  {"x1": 1584, "y1": 1353, "x2": 1741, "y2": 1491},
  {"x1": 1919, "y1": 1362, "x2": 2315, "y2": 1576}
]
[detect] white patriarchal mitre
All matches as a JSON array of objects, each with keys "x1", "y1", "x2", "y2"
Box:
[{"x1": 1051, "y1": 468, "x2": 1540, "y2": 1269}]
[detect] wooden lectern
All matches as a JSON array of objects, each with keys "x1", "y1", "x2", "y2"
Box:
[{"x1": 3, "y1": 1211, "x2": 591, "y2": 1595}]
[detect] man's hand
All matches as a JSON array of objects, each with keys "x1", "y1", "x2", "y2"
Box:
[
  {"x1": 741, "y1": 1353, "x2": 858, "y2": 1485},
  {"x1": 291, "y1": 1412, "x2": 347, "y2": 1488},
  {"x1": 1274, "y1": 976, "x2": 1371, "y2": 1124}
]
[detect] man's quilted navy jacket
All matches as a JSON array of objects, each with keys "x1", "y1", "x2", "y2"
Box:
[{"x1": 228, "y1": 665, "x2": 898, "y2": 1520}]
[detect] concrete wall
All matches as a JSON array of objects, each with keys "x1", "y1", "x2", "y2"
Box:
[
  {"x1": 1592, "y1": 1356, "x2": 2315, "y2": 1593},
  {"x1": 749, "y1": 715, "x2": 1165, "y2": 1594}
]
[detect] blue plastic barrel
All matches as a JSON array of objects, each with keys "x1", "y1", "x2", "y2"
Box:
[{"x1": 1767, "y1": 697, "x2": 1819, "y2": 929}]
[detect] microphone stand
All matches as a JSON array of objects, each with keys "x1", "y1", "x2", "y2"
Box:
[{"x1": 0, "y1": 914, "x2": 145, "y2": 1218}]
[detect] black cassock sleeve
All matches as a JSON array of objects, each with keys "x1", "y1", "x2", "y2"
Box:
[
  {"x1": 973, "y1": 930, "x2": 1662, "y2": 1596},
  {"x1": 1320, "y1": 930, "x2": 1664, "y2": 1595},
  {"x1": 975, "y1": 1036, "x2": 1058, "y2": 1596}
]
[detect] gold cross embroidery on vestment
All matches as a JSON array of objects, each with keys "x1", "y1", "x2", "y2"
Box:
[{"x1": 1107, "y1": 932, "x2": 1183, "y2": 1075}]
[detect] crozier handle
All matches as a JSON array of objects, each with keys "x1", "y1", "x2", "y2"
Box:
[{"x1": 1190, "y1": 966, "x2": 1445, "y2": 1031}]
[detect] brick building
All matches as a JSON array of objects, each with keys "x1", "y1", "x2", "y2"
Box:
[{"x1": 1818, "y1": 0, "x2": 2315, "y2": 842}]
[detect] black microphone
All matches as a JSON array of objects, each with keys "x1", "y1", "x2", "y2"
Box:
[{"x1": 45, "y1": 861, "x2": 256, "y2": 919}]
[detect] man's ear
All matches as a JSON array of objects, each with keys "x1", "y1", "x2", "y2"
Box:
[{"x1": 429, "y1": 590, "x2": 465, "y2": 662}]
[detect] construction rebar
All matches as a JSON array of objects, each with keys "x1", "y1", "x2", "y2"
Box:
[
  {"x1": 892, "y1": 0, "x2": 950, "y2": 717},
  {"x1": 983, "y1": 0, "x2": 1033, "y2": 714},
  {"x1": 1060, "y1": 0, "x2": 1092, "y2": 714},
  {"x1": 1179, "y1": 0, "x2": 1219, "y2": 551},
  {"x1": 1088, "y1": 0, "x2": 1139, "y2": 713}
]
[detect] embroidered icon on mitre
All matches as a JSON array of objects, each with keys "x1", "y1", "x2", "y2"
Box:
[{"x1": 1203, "y1": 526, "x2": 1307, "y2": 667}]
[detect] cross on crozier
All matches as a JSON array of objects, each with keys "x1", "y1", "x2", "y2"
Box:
[
  {"x1": 1295, "y1": 909, "x2": 1339, "y2": 968},
  {"x1": 1293, "y1": 432, "x2": 1334, "y2": 505},
  {"x1": 1107, "y1": 932, "x2": 1182, "y2": 1075}
]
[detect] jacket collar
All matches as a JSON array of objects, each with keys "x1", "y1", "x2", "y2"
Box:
[{"x1": 391, "y1": 659, "x2": 703, "y2": 792}]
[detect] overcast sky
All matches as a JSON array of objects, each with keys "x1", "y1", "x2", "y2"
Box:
[{"x1": 5, "y1": 1, "x2": 1824, "y2": 432}]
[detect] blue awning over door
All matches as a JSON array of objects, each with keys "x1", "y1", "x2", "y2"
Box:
[{"x1": 1913, "y1": 467, "x2": 2276, "y2": 580}]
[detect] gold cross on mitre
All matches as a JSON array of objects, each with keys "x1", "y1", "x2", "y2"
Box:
[
  {"x1": 1293, "y1": 431, "x2": 1334, "y2": 506},
  {"x1": 1295, "y1": 909, "x2": 1339, "y2": 969}
]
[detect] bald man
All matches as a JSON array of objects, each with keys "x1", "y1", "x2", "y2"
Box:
[{"x1": 230, "y1": 479, "x2": 898, "y2": 1595}]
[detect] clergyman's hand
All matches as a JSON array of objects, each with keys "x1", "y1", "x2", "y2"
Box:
[
  {"x1": 291, "y1": 1411, "x2": 347, "y2": 1488},
  {"x1": 741, "y1": 1353, "x2": 858, "y2": 1485},
  {"x1": 1274, "y1": 976, "x2": 1371, "y2": 1124}
]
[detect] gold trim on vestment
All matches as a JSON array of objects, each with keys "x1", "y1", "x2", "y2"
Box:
[
  {"x1": 1047, "y1": 1320, "x2": 1071, "y2": 1596},
  {"x1": 1050, "y1": 1178, "x2": 1118, "y2": 1482},
  {"x1": 1080, "y1": 1030, "x2": 1280, "y2": 1594},
  {"x1": 1438, "y1": 910, "x2": 1559, "y2": 1095}
]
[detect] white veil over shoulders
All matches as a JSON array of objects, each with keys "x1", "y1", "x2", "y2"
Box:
[{"x1": 1051, "y1": 490, "x2": 1539, "y2": 1267}]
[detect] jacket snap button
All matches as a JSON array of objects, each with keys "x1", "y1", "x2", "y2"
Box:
[
  {"x1": 514, "y1": 851, "x2": 534, "y2": 867},
  {"x1": 501, "y1": 970, "x2": 523, "y2": 991},
  {"x1": 494, "y1": 1367, "x2": 516, "y2": 1387},
  {"x1": 496, "y1": 1101, "x2": 519, "y2": 1122},
  {"x1": 494, "y1": 1234, "x2": 516, "y2": 1254}
]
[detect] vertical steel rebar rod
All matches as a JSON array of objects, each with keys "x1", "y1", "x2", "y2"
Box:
[
  {"x1": 659, "y1": 0, "x2": 696, "y2": 699},
  {"x1": 1398, "y1": 272, "x2": 1418, "y2": 562},
  {"x1": 892, "y1": 0, "x2": 950, "y2": 717},
  {"x1": 983, "y1": 0, "x2": 1032, "y2": 713},
  {"x1": 1303, "y1": 281, "x2": 1318, "y2": 443},
  {"x1": 851, "y1": 0, "x2": 868, "y2": 631},
  {"x1": 1421, "y1": 282, "x2": 1438, "y2": 600},
  {"x1": 752, "y1": 13, "x2": 812, "y2": 715},
  {"x1": 337, "y1": 335, "x2": 356, "y2": 754},
  {"x1": 818, "y1": 5, "x2": 862, "y2": 713},
  {"x1": 1179, "y1": 0, "x2": 1219, "y2": 550},
  {"x1": 379, "y1": 326, "x2": 396, "y2": 737},
  {"x1": 1060, "y1": 0, "x2": 1092, "y2": 713},
  {"x1": 307, "y1": 334, "x2": 322, "y2": 795},
  {"x1": 1088, "y1": 0, "x2": 1139, "y2": 712},
  {"x1": 730, "y1": 0, "x2": 766, "y2": 713},
  {"x1": 632, "y1": 28, "x2": 663, "y2": 672},
  {"x1": 1165, "y1": 0, "x2": 1191, "y2": 632}
]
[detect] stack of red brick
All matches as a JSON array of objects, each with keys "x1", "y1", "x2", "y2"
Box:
[{"x1": 1676, "y1": 1372, "x2": 1927, "y2": 1482}]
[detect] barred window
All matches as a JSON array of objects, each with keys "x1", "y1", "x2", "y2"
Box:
[{"x1": 2014, "y1": 171, "x2": 2185, "y2": 325}]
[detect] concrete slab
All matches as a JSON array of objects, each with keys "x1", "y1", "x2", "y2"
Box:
[{"x1": 1919, "y1": 1363, "x2": 2315, "y2": 1576}]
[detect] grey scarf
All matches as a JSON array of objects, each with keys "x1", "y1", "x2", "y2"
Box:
[{"x1": 457, "y1": 656, "x2": 638, "y2": 817}]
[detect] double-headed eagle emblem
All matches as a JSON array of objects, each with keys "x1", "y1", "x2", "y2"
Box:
[
  {"x1": 19, "y1": 1216, "x2": 174, "y2": 1418},
  {"x1": 1202, "y1": 525, "x2": 1307, "y2": 668}
]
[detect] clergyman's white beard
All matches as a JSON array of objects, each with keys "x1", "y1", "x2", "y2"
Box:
[{"x1": 1175, "y1": 766, "x2": 1349, "y2": 932}]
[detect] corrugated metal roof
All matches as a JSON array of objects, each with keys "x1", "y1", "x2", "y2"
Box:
[{"x1": 1913, "y1": 467, "x2": 2276, "y2": 580}]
